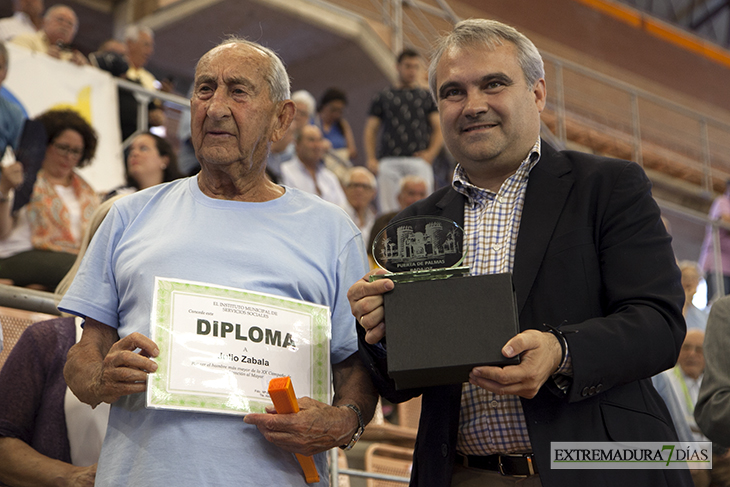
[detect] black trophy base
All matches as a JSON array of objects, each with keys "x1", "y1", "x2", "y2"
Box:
[{"x1": 383, "y1": 273, "x2": 520, "y2": 390}]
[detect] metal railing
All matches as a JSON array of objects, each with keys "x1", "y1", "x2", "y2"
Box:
[
  {"x1": 542, "y1": 53, "x2": 730, "y2": 196},
  {"x1": 656, "y1": 197, "x2": 730, "y2": 301},
  {"x1": 330, "y1": 448, "x2": 410, "y2": 484},
  {"x1": 0, "y1": 284, "x2": 61, "y2": 316},
  {"x1": 115, "y1": 78, "x2": 190, "y2": 149},
  {"x1": 304, "y1": 0, "x2": 730, "y2": 197}
]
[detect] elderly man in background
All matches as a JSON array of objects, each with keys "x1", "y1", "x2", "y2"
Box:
[
  {"x1": 280, "y1": 124, "x2": 347, "y2": 208},
  {"x1": 679, "y1": 261, "x2": 709, "y2": 331},
  {"x1": 292, "y1": 89, "x2": 316, "y2": 130},
  {"x1": 396, "y1": 174, "x2": 428, "y2": 211},
  {"x1": 266, "y1": 89, "x2": 317, "y2": 182},
  {"x1": 666, "y1": 330, "x2": 708, "y2": 442},
  {"x1": 343, "y1": 166, "x2": 377, "y2": 244},
  {"x1": 118, "y1": 24, "x2": 164, "y2": 139},
  {"x1": 124, "y1": 25, "x2": 155, "y2": 90},
  {"x1": 61, "y1": 37, "x2": 377, "y2": 486},
  {"x1": 0, "y1": 0, "x2": 43, "y2": 41},
  {"x1": 11, "y1": 4, "x2": 87, "y2": 65}
]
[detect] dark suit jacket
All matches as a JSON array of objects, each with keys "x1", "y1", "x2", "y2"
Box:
[{"x1": 359, "y1": 142, "x2": 693, "y2": 486}]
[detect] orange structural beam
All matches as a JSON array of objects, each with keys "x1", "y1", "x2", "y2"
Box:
[
  {"x1": 574, "y1": 0, "x2": 730, "y2": 70},
  {"x1": 578, "y1": 0, "x2": 642, "y2": 27}
]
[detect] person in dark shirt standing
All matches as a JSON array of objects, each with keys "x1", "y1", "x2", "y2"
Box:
[{"x1": 364, "y1": 49, "x2": 443, "y2": 213}]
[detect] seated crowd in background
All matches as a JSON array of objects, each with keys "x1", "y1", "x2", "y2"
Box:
[
  {"x1": 0, "y1": 108, "x2": 99, "y2": 290},
  {"x1": 11, "y1": 4, "x2": 87, "y2": 66},
  {"x1": 280, "y1": 124, "x2": 348, "y2": 208}
]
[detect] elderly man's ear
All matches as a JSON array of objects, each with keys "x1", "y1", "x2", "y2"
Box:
[{"x1": 271, "y1": 100, "x2": 296, "y2": 143}]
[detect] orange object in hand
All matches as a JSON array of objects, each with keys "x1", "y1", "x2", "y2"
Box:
[{"x1": 267, "y1": 376, "x2": 320, "y2": 483}]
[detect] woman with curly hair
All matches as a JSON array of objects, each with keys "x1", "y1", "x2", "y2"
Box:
[{"x1": 0, "y1": 108, "x2": 99, "y2": 290}]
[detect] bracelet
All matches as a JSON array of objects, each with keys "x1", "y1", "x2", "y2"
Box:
[
  {"x1": 543, "y1": 322, "x2": 567, "y2": 366},
  {"x1": 339, "y1": 403, "x2": 365, "y2": 451}
]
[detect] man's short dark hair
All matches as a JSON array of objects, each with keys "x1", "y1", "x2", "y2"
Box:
[{"x1": 397, "y1": 48, "x2": 421, "y2": 64}]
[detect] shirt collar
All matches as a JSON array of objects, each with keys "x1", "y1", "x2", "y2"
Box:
[{"x1": 452, "y1": 138, "x2": 542, "y2": 206}]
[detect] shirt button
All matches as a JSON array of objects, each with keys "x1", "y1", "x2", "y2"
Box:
[
  {"x1": 441, "y1": 443, "x2": 448, "y2": 457},
  {"x1": 490, "y1": 400, "x2": 499, "y2": 408},
  {"x1": 493, "y1": 244, "x2": 502, "y2": 251}
]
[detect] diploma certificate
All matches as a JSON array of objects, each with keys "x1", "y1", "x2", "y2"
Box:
[{"x1": 146, "y1": 277, "x2": 331, "y2": 415}]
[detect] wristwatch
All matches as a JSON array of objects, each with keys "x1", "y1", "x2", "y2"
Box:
[{"x1": 339, "y1": 403, "x2": 365, "y2": 451}]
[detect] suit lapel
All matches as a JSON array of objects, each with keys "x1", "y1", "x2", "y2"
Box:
[
  {"x1": 513, "y1": 144, "x2": 574, "y2": 316},
  {"x1": 434, "y1": 188, "x2": 466, "y2": 227}
]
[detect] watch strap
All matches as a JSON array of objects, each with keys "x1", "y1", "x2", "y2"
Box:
[{"x1": 339, "y1": 403, "x2": 364, "y2": 451}]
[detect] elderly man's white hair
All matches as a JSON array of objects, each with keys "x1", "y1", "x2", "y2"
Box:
[
  {"x1": 196, "y1": 37, "x2": 291, "y2": 103},
  {"x1": 343, "y1": 166, "x2": 377, "y2": 190},
  {"x1": 678, "y1": 260, "x2": 704, "y2": 280},
  {"x1": 291, "y1": 90, "x2": 316, "y2": 117},
  {"x1": 44, "y1": 4, "x2": 76, "y2": 23},
  {"x1": 124, "y1": 24, "x2": 154, "y2": 43},
  {"x1": 398, "y1": 175, "x2": 427, "y2": 192}
]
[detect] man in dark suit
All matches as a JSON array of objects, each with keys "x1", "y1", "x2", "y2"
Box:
[{"x1": 348, "y1": 19, "x2": 693, "y2": 487}]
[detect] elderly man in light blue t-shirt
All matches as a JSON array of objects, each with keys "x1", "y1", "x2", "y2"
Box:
[{"x1": 60, "y1": 38, "x2": 378, "y2": 487}]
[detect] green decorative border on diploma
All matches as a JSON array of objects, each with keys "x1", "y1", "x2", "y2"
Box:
[{"x1": 147, "y1": 277, "x2": 331, "y2": 415}]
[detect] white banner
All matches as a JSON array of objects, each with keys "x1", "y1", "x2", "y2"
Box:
[{"x1": 3, "y1": 43, "x2": 125, "y2": 192}]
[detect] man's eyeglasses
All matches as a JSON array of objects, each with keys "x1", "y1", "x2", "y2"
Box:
[
  {"x1": 50, "y1": 15, "x2": 76, "y2": 28},
  {"x1": 53, "y1": 143, "x2": 84, "y2": 159},
  {"x1": 348, "y1": 183, "x2": 374, "y2": 190},
  {"x1": 681, "y1": 344, "x2": 704, "y2": 355}
]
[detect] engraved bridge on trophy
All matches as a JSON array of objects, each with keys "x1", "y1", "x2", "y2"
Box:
[{"x1": 370, "y1": 216, "x2": 470, "y2": 283}]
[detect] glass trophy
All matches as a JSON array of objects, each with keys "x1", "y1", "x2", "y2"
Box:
[{"x1": 370, "y1": 216, "x2": 470, "y2": 283}]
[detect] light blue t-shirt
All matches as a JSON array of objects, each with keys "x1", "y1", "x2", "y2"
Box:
[{"x1": 59, "y1": 177, "x2": 368, "y2": 486}]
